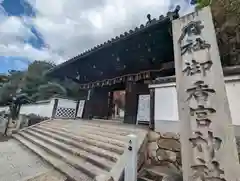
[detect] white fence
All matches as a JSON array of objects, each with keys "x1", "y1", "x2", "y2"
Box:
[{"x1": 0, "y1": 98, "x2": 85, "y2": 120}]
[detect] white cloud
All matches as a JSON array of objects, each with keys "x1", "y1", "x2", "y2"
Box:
[
  {"x1": 0, "y1": 16, "x2": 34, "y2": 43},
  {"x1": 0, "y1": 0, "x2": 194, "y2": 64}
]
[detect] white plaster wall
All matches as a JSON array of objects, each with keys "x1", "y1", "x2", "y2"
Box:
[
  {"x1": 151, "y1": 83, "x2": 179, "y2": 133},
  {"x1": 0, "y1": 98, "x2": 78, "y2": 120},
  {"x1": 0, "y1": 106, "x2": 9, "y2": 113},
  {"x1": 19, "y1": 99, "x2": 55, "y2": 118},
  {"x1": 225, "y1": 79, "x2": 240, "y2": 125},
  {"x1": 150, "y1": 75, "x2": 240, "y2": 132},
  {"x1": 57, "y1": 98, "x2": 77, "y2": 109},
  {"x1": 154, "y1": 84, "x2": 179, "y2": 122}
]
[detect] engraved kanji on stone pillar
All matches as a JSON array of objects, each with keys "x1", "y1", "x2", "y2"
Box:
[{"x1": 172, "y1": 7, "x2": 240, "y2": 181}]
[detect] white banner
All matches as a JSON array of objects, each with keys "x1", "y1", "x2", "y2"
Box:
[
  {"x1": 77, "y1": 100, "x2": 85, "y2": 118},
  {"x1": 137, "y1": 94, "x2": 150, "y2": 124}
]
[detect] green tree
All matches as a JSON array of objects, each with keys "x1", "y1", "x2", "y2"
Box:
[
  {"x1": 0, "y1": 60, "x2": 80, "y2": 106},
  {"x1": 196, "y1": 0, "x2": 240, "y2": 65},
  {"x1": 20, "y1": 61, "x2": 68, "y2": 101},
  {"x1": 0, "y1": 75, "x2": 8, "y2": 87},
  {"x1": 195, "y1": 0, "x2": 212, "y2": 9},
  {"x1": 0, "y1": 70, "x2": 24, "y2": 106}
]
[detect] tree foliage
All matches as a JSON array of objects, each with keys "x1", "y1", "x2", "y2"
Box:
[
  {"x1": 0, "y1": 75, "x2": 8, "y2": 87},
  {"x1": 0, "y1": 71, "x2": 24, "y2": 105},
  {"x1": 0, "y1": 61, "x2": 80, "y2": 106},
  {"x1": 196, "y1": 0, "x2": 240, "y2": 66}
]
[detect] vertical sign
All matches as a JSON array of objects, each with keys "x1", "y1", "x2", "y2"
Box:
[
  {"x1": 172, "y1": 7, "x2": 240, "y2": 181},
  {"x1": 137, "y1": 94, "x2": 150, "y2": 124},
  {"x1": 77, "y1": 100, "x2": 85, "y2": 118}
]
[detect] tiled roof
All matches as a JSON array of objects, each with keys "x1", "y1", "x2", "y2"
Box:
[{"x1": 47, "y1": 6, "x2": 180, "y2": 75}]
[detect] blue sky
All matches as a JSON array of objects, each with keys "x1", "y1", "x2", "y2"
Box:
[
  {"x1": 1, "y1": 0, "x2": 37, "y2": 72},
  {"x1": 0, "y1": 0, "x2": 194, "y2": 73},
  {"x1": 0, "y1": 56, "x2": 30, "y2": 72}
]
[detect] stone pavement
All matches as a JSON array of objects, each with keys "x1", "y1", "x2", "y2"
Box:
[{"x1": 0, "y1": 139, "x2": 65, "y2": 181}]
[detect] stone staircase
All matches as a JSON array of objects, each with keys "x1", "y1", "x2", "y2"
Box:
[{"x1": 12, "y1": 119, "x2": 148, "y2": 181}]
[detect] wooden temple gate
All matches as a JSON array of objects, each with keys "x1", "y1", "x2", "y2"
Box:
[
  {"x1": 81, "y1": 81, "x2": 149, "y2": 124},
  {"x1": 46, "y1": 7, "x2": 181, "y2": 125}
]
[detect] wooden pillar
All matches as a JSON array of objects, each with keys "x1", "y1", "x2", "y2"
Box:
[
  {"x1": 89, "y1": 87, "x2": 109, "y2": 119},
  {"x1": 124, "y1": 81, "x2": 138, "y2": 124},
  {"x1": 107, "y1": 91, "x2": 114, "y2": 119},
  {"x1": 51, "y1": 99, "x2": 58, "y2": 119},
  {"x1": 82, "y1": 89, "x2": 93, "y2": 119},
  {"x1": 149, "y1": 88, "x2": 155, "y2": 130},
  {"x1": 173, "y1": 7, "x2": 240, "y2": 181}
]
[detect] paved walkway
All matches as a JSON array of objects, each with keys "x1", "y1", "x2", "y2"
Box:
[{"x1": 0, "y1": 139, "x2": 65, "y2": 181}]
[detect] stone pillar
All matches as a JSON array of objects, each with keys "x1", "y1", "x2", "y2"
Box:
[{"x1": 172, "y1": 7, "x2": 240, "y2": 181}]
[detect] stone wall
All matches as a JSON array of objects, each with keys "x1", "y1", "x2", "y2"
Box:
[
  {"x1": 147, "y1": 131, "x2": 181, "y2": 170},
  {"x1": 138, "y1": 131, "x2": 240, "y2": 180},
  {"x1": 147, "y1": 131, "x2": 181, "y2": 168},
  {"x1": 235, "y1": 137, "x2": 240, "y2": 162},
  {"x1": 138, "y1": 131, "x2": 182, "y2": 180}
]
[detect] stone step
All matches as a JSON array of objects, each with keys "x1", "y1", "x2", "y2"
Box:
[
  {"x1": 36, "y1": 124, "x2": 126, "y2": 147},
  {"x1": 145, "y1": 167, "x2": 179, "y2": 178},
  {"x1": 18, "y1": 131, "x2": 109, "y2": 178},
  {"x1": 61, "y1": 120, "x2": 143, "y2": 136},
  {"x1": 23, "y1": 129, "x2": 115, "y2": 170},
  {"x1": 139, "y1": 167, "x2": 182, "y2": 181},
  {"x1": 42, "y1": 120, "x2": 131, "y2": 136},
  {"x1": 81, "y1": 121, "x2": 144, "y2": 133},
  {"x1": 42, "y1": 119, "x2": 144, "y2": 136},
  {"x1": 32, "y1": 126, "x2": 124, "y2": 155},
  {"x1": 43, "y1": 120, "x2": 129, "y2": 134},
  {"x1": 42, "y1": 122, "x2": 128, "y2": 142},
  {"x1": 29, "y1": 126, "x2": 121, "y2": 162},
  {"x1": 37, "y1": 124, "x2": 126, "y2": 149},
  {"x1": 12, "y1": 134, "x2": 93, "y2": 181},
  {"x1": 138, "y1": 168, "x2": 164, "y2": 181},
  {"x1": 138, "y1": 177, "x2": 156, "y2": 181},
  {"x1": 75, "y1": 123, "x2": 131, "y2": 135}
]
